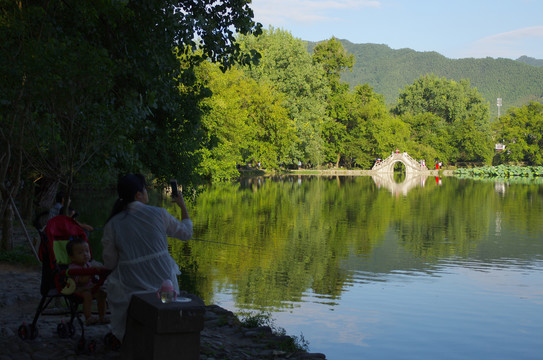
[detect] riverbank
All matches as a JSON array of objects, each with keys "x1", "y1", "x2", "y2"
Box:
[
  {"x1": 0, "y1": 227, "x2": 326, "y2": 360},
  {"x1": 291, "y1": 169, "x2": 453, "y2": 176},
  {"x1": 0, "y1": 261, "x2": 326, "y2": 360},
  {"x1": 241, "y1": 168, "x2": 454, "y2": 177}
]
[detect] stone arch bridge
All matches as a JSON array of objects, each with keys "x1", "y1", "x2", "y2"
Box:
[
  {"x1": 371, "y1": 152, "x2": 428, "y2": 174},
  {"x1": 371, "y1": 152, "x2": 430, "y2": 195}
]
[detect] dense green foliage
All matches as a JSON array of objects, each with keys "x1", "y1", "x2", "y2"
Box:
[
  {"x1": 318, "y1": 41, "x2": 543, "y2": 117},
  {"x1": 0, "y1": 246, "x2": 40, "y2": 266},
  {"x1": 492, "y1": 101, "x2": 543, "y2": 165},
  {"x1": 239, "y1": 28, "x2": 330, "y2": 166},
  {"x1": 196, "y1": 63, "x2": 295, "y2": 181},
  {"x1": 194, "y1": 32, "x2": 512, "y2": 178},
  {"x1": 0, "y1": 0, "x2": 261, "y2": 249},
  {"x1": 393, "y1": 74, "x2": 493, "y2": 164},
  {"x1": 0, "y1": 0, "x2": 261, "y2": 207},
  {"x1": 3, "y1": 4, "x2": 543, "y2": 230},
  {"x1": 517, "y1": 56, "x2": 543, "y2": 67}
]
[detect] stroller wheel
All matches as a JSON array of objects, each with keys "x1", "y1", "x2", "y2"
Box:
[
  {"x1": 67, "y1": 322, "x2": 76, "y2": 338},
  {"x1": 88, "y1": 339, "x2": 97, "y2": 353},
  {"x1": 29, "y1": 324, "x2": 39, "y2": 340},
  {"x1": 104, "y1": 332, "x2": 121, "y2": 351},
  {"x1": 76, "y1": 337, "x2": 86, "y2": 354},
  {"x1": 57, "y1": 321, "x2": 76, "y2": 338},
  {"x1": 19, "y1": 323, "x2": 39, "y2": 340}
]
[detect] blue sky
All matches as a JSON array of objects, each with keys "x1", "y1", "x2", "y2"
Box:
[{"x1": 250, "y1": 0, "x2": 543, "y2": 60}]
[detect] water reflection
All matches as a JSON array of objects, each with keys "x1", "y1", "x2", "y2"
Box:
[
  {"x1": 171, "y1": 176, "x2": 543, "y2": 308},
  {"x1": 75, "y1": 176, "x2": 543, "y2": 359},
  {"x1": 371, "y1": 173, "x2": 430, "y2": 195}
]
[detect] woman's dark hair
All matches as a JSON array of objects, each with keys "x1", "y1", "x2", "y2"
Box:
[{"x1": 106, "y1": 173, "x2": 147, "y2": 223}]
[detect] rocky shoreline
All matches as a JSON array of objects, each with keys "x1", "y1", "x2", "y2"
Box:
[{"x1": 0, "y1": 261, "x2": 326, "y2": 360}]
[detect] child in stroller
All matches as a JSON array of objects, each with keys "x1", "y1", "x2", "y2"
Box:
[
  {"x1": 18, "y1": 215, "x2": 110, "y2": 353},
  {"x1": 66, "y1": 237, "x2": 109, "y2": 325}
]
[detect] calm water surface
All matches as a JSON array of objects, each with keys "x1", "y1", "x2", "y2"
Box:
[{"x1": 79, "y1": 175, "x2": 543, "y2": 360}]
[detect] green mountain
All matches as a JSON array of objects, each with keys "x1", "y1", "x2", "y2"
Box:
[
  {"x1": 307, "y1": 40, "x2": 543, "y2": 118},
  {"x1": 516, "y1": 56, "x2": 543, "y2": 67}
]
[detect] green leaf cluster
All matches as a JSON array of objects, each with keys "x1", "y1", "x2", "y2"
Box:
[
  {"x1": 195, "y1": 63, "x2": 295, "y2": 181},
  {"x1": 393, "y1": 74, "x2": 493, "y2": 164},
  {"x1": 1, "y1": 0, "x2": 262, "y2": 209},
  {"x1": 239, "y1": 28, "x2": 330, "y2": 166},
  {"x1": 492, "y1": 101, "x2": 543, "y2": 165}
]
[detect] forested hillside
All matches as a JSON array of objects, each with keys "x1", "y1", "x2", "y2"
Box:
[
  {"x1": 517, "y1": 56, "x2": 543, "y2": 67},
  {"x1": 306, "y1": 40, "x2": 543, "y2": 117}
]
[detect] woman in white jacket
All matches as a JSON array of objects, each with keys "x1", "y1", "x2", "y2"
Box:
[{"x1": 101, "y1": 174, "x2": 192, "y2": 346}]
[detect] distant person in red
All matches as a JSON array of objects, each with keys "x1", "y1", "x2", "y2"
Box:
[{"x1": 395, "y1": 148, "x2": 399, "y2": 154}]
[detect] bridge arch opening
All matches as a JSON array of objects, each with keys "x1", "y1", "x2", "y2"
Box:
[{"x1": 393, "y1": 161, "x2": 406, "y2": 183}]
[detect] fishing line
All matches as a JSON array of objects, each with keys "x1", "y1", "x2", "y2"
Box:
[
  {"x1": 191, "y1": 238, "x2": 253, "y2": 248},
  {"x1": 91, "y1": 229, "x2": 252, "y2": 249}
]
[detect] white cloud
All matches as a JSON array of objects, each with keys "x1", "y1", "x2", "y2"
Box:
[
  {"x1": 460, "y1": 26, "x2": 543, "y2": 59},
  {"x1": 251, "y1": 0, "x2": 380, "y2": 26},
  {"x1": 487, "y1": 26, "x2": 543, "y2": 41}
]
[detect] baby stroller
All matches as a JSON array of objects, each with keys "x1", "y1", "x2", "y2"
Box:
[{"x1": 18, "y1": 214, "x2": 110, "y2": 353}]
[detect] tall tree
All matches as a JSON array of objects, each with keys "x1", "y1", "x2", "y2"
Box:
[
  {"x1": 0, "y1": 0, "x2": 261, "y2": 248},
  {"x1": 196, "y1": 63, "x2": 294, "y2": 181},
  {"x1": 239, "y1": 27, "x2": 329, "y2": 167},
  {"x1": 492, "y1": 101, "x2": 543, "y2": 165},
  {"x1": 393, "y1": 74, "x2": 492, "y2": 164},
  {"x1": 346, "y1": 85, "x2": 409, "y2": 168},
  {"x1": 312, "y1": 37, "x2": 355, "y2": 92},
  {"x1": 312, "y1": 37, "x2": 355, "y2": 167},
  {"x1": 400, "y1": 112, "x2": 454, "y2": 166}
]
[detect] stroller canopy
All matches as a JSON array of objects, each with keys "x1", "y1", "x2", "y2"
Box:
[{"x1": 43, "y1": 215, "x2": 89, "y2": 268}]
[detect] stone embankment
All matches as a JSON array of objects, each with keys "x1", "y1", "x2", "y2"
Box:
[{"x1": 0, "y1": 262, "x2": 326, "y2": 360}]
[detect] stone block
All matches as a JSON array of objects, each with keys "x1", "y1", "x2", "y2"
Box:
[{"x1": 121, "y1": 292, "x2": 205, "y2": 360}]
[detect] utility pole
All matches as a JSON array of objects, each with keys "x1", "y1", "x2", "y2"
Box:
[{"x1": 497, "y1": 98, "x2": 502, "y2": 119}]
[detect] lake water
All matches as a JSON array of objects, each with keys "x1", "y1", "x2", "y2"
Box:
[{"x1": 79, "y1": 175, "x2": 543, "y2": 360}]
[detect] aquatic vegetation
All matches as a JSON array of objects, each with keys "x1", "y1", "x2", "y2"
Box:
[{"x1": 454, "y1": 165, "x2": 543, "y2": 178}]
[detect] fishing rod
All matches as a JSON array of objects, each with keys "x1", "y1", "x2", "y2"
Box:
[
  {"x1": 89, "y1": 228, "x2": 252, "y2": 249},
  {"x1": 191, "y1": 238, "x2": 254, "y2": 248}
]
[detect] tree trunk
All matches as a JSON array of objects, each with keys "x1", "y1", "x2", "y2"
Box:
[
  {"x1": 34, "y1": 177, "x2": 60, "y2": 212},
  {"x1": 1, "y1": 202, "x2": 14, "y2": 251},
  {"x1": 21, "y1": 180, "x2": 35, "y2": 221}
]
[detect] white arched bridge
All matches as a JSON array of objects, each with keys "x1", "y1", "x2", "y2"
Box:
[
  {"x1": 371, "y1": 152, "x2": 427, "y2": 174},
  {"x1": 370, "y1": 152, "x2": 431, "y2": 195}
]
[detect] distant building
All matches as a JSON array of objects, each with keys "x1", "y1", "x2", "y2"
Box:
[{"x1": 495, "y1": 143, "x2": 506, "y2": 151}]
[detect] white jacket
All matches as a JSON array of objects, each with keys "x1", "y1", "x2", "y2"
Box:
[{"x1": 102, "y1": 201, "x2": 193, "y2": 340}]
